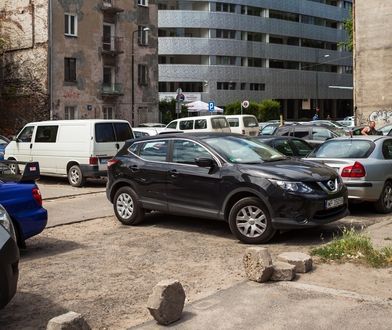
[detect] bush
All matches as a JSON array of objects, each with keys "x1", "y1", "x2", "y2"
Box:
[{"x1": 224, "y1": 99, "x2": 280, "y2": 121}]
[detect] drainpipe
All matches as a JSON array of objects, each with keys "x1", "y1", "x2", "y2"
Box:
[{"x1": 48, "y1": 0, "x2": 53, "y2": 120}]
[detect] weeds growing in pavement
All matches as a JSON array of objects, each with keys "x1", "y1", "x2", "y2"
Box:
[{"x1": 311, "y1": 227, "x2": 392, "y2": 268}]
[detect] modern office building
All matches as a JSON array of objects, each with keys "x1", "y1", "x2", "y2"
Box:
[
  {"x1": 0, "y1": 0, "x2": 159, "y2": 128},
  {"x1": 158, "y1": 0, "x2": 353, "y2": 119}
]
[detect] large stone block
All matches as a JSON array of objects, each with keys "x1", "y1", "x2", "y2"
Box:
[
  {"x1": 277, "y1": 252, "x2": 313, "y2": 273},
  {"x1": 46, "y1": 311, "x2": 90, "y2": 330},
  {"x1": 147, "y1": 279, "x2": 186, "y2": 325},
  {"x1": 243, "y1": 247, "x2": 273, "y2": 283},
  {"x1": 271, "y1": 261, "x2": 296, "y2": 281}
]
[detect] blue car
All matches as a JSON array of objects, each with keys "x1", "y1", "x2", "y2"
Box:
[
  {"x1": 0, "y1": 161, "x2": 47, "y2": 247},
  {"x1": 0, "y1": 136, "x2": 10, "y2": 161}
]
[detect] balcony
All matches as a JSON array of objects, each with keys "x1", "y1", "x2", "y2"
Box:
[
  {"x1": 100, "y1": 0, "x2": 124, "y2": 14},
  {"x1": 101, "y1": 36, "x2": 124, "y2": 56},
  {"x1": 101, "y1": 83, "x2": 124, "y2": 97}
]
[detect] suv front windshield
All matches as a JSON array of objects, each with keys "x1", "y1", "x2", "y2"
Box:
[{"x1": 204, "y1": 136, "x2": 286, "y2": 163}]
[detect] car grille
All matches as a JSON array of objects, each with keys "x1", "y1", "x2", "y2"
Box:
[{"x1": 313, "y1": 205, "x2": 346, "y2": 220}]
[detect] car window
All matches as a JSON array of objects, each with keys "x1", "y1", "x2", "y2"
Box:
[
  {"x1": 134, "y1": 131, "x2": 149, "y2": 138},
  {"x1": 292, "y1": 129, "x2": 309, "y2": 139},
  {"x1": 204, "y1": 136, "x2": 286, "y2": 163},
  {"x1": 380, "y1": 124, "x2": 392, "y2": 134},
  {"x1": 276, "y1": 128, "x2": 290, "y2": 136},
  {"x1": 382, "y1": 139, "x2": 392, "y2": 159},
  {"x1": 167, "y1": 121, "x2": 177, "y2": 129},
  {"x1": 243, "y1": 116, "x2": 258, "y2": 128},
  {"x1": 139, "y1": 141, "x2": 168, "y2": 162},
  {"x1": 314, "y1": 140, "x2": 374, "y2": 158},
  {"x1": 195, "y1": 119, "x2": 207, "y2": 129},
  {"x1": 17, "y1": 126, "x2": 35, "y2": 142},
  {"x1": 291, "y1": 139, "x2": 313, "y2": 157},
  {"x1": 211, "y1": 117, "x2": 229, "y2": 129},
  {"x1": 172, "y1": 140, "x2": 212, "y2": 165},
  {"x1": 179, "y1": 120, "x2": 194, "y2": 130},
  {"x1": 312, "y1": 127, "x2": 331, "y2": 140},
  {"x1": 35, "y1": 126, "x2": 58, "y2": 143},
  {"x1": 114, "y1": 123, "x2": 133, "y2": 141},
  {"x1": 261, "y1": 124, "x2": 277, "y2": 135},
  {"x1": 227, "y1": 118, "x2": 239, "y2": 127},
  {"x1": 273, "y1": 140, "x2": 294, "y2": 156},
  {"x1": 95, "y1": 123, "x2": 116, "y2": 142}
]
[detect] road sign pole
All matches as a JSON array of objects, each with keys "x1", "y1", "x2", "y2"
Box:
[{"x1": 241, "y1": 104, "x2": 243, "y2": 115}]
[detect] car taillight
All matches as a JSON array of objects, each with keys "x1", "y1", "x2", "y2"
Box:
[
  {"x1": 341, "y1": 161, "x2": 366, "y2": 178},
  {"x1": 32, "y1": 187, "x2": 42, "y2": 206},
  {"x1": 107, "y1": 159, "x2": 119, "y2": 167},
  {"x1": 89, "y1": 157, "x2": 98, "y2": 165},
  {"x1": 242, "y1": 129, "x2": 246, "y2": 135}
]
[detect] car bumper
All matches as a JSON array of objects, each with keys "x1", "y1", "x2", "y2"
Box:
[
  {"x1": 269, "y1": 188, "x2": 348, "y2": 230},
  {"x1": 344, "y1": 180, "x2": 384, "y2": 202},
  {"x1": 80, "y1": 165, "x2": 107, "y2": 178},
  {"x1": 19, "y1": 207, "x2": 48, "y2": 241},
  {"x1": 0, "y1": 226, "x2": 19, "y2": 309}
]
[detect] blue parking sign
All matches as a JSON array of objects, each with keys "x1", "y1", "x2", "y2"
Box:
[{"x1": 208, "y1": 101, "x2": 215, "y2": 112}]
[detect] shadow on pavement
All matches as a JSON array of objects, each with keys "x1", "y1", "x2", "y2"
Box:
[
  {"x1": 38, "y1": 175, "x2": 107, "y2": 187},
  {"x1": 21, "y1": 236, "x2": 85, "y2": 261},
  {"x1": 0, "y1": 292, "x2": 68, "y2": 330}
]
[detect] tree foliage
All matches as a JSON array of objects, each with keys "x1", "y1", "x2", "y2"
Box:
[
  {"x1": 159, "y1": 99, "x2": 188, "y2": 124},
  {"x1": 224, "y1": 99, "x2": 280, "y2": 122},
  {"x1": 342, "y1": 13, "x2": 353, "y2": 52}
]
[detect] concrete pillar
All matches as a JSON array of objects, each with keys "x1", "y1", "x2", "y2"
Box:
[{"x1": 332, "y1": 99, "x2": 337, "y2": 119}]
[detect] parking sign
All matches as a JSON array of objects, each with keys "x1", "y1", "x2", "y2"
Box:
[{"x1": 208, "y1": 101, "x2": 215, "y2": 112}]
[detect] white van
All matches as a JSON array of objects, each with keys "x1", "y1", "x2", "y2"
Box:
[
  {"x1": 225, "y1": 115, "x2": 259, "y2": 136},
  {"x1": 165, "y1": 115, "x2": 231, "y2": 133},
  {"x1": 5, "y1": 119, "x2": 133, "y2": 187}
]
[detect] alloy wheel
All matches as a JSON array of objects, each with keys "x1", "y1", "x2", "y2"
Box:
[
  {"x1": 69, "y1": 168, "x2": 80, "y2": 185},
  {"x1": 236, "y1": 205, "x2": 267, "y2": 238},
  {"x1": 116, "y1": 193, "x2": 134, "y2": 220},
  {"x1": 383, "y1": 185, "x2": 392, "y2": 210}
]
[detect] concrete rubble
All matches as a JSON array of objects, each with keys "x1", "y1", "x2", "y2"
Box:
[
  {"x1": 243, "y1": 247, "x2": 274, "y2": 283},
  {"x1": 271, "y1": 261, "x2": 296, "y2": 281},
  {"x1": 46, "y1": 311, "x2": 90, "y2": 330},
  {"x1": 278, "y1": 252, "x2": 313, "y2": 273}
]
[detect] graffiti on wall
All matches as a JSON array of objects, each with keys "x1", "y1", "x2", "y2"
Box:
[{"x1": 369, "y1": 110, "x2": 392, "y2": 124}]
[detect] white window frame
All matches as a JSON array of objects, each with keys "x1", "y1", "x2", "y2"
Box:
[
  {"x1": 103, "y1": 106, "x2": 114, "y2": 119},
  {"x1": 138, "y1": 26, "x2": 149, "y2": 46},
  {"x1": 64, "y1": 106, "x2": 77, "y2": 120},
  {"x1": 64, "y1": 13, "x2": 78, "y2": 37},
  {"x1": 138, "y1": 0, "x2": 148, "y2": 6}
]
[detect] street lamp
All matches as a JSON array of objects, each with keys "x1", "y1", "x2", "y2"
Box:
[
  {"x1": 315, "y1": 53, "x2": 330, "y2": 112},
  {"x1": 131, "y1": 27, "x2": 150, "y2": 126}
]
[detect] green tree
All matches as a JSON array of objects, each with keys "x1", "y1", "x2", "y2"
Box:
[
  {"x1": 159, "y1": 99, "x2": 188, "y2": 124},
  {"x1": 259, "y1": 99, "x2": 280, "y2": 121},
  {"x1": 342, "y1": 13, "x2": 353, "y2": 52}
]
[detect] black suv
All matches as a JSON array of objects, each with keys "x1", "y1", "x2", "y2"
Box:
[{"x1": 106, "y1": 133, "x2": 348, "y2": 244}]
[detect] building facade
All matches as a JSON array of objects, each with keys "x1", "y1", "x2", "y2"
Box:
[
  {"x1": 158, "y1": 0, "x2": 353, "y2": 119},
  {"x1": 1, "y1": 0, "x2": 159, "y2": 129},
  {"x1": 354, "y1": 0, "x2": 392, "y2": 126}
]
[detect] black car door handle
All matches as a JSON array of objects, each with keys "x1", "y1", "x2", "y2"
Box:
[
  {"x1": 169, "y1": 169, "x2": 178, "y2": 178},
  {"x1": 115, "y1": 143, "x2": 120, "y2": 149},
  {"x1": 130, "y1": 165, "x2": 139, "y2": 172}
]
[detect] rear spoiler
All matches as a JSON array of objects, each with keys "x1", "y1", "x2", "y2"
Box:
[{"x1": 0, "y1": 161, "x2": 40, "y2": 182}]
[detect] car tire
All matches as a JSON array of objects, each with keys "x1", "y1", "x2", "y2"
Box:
[
  {"x1": 67, "y1": 165, "x2": 86, "y2": 187},
  {"x1": 374, "y1": 182, "x2": 392, "y2": 214},
  {"x1": 228, "y1": 197, "x2": 276, "y2": 244},
  {"x1": 113, "y1": 186, "x2": 144, "y2": 225},
  {"x1": 8, "y1": 160, "x2": 20, "y2": 175}
]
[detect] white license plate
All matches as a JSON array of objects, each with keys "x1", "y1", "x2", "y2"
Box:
[
  {"x1": 325, "y1": 197, "x2": 344, "y2": 209},
  {"x1": 100, "y1": 158, "x2": 109, "y2": 164}
]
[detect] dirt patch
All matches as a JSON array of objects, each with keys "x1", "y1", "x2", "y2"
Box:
[{"x1": 0, "y1": 213, "x2": 391, "y2": 329}]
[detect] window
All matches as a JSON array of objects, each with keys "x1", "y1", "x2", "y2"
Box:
[
  {"x1": 217, "y1": 82, "x2": 236, "y2": 90},
  {"x1": 138, "y1": 64, "x2": 148, "y2": 86},
  {"x1": 114, "y1": 123, "x2": 133, "y2": 141},
  {"x1": 65, "y1": 106, "x2": 77, "y2": 120},
  {"x1": 216, "y1": 56, "x2": 236, "y2": 65},
  {"x1": 382, "y1": 140, "x2": 392, "y2": 159},
  {"x1": 138, "y1": 26, "x2": 149, "y2": 46},
  {"x1": 243, "y1": 117, "x2": 258, "y2": 127},
  {"x1": 179, "y1": 120, "x2": 194, "y2": 130},
  {"x1": 211, "y1": 118, "x2": 229, "y2": 129},
  {"x1": 103, "y1": 66, "x2": 114, "y2": 87},
  {"x1": 228, "y1": 118, "x2": 239, "y2": 127},
  {"x1": 315, "y1": 140, "x2": 374, "y2": 158},
  {"x1": 167, "y1": 121, "x2": 177, "y2": 129},
  {"x1": 17, "y1": 126, "x2": 34, "y2": 143},
  {"x1": 172, "y1": 140, "x2": 212, "y2": 165},
  {"x1": 139, "y1": 141, "x2": 168, "y2": 162},
  {"x1": 64, "y1": 14, "x2": 77, "y2": 36},
  {"x1": 103, "y1": 106, "x2": 114, "y2": 119},
  {"x1": 273, "y1": 140, "x2": 295, "y2": 156},
  {"x1": 216, "y1": 3, "x2": 235, "y2": 13},
  {"x1": 291, "y1": 139, "x2": 313, "y2": 157},
  {"x1": 216, "y1": 29, "x2": 236, "y2": 39},
  {"x1": 35, "y1": 126, "x2": 58, "y2": 143},
  {"x1": 95, "y1": 123, "x2": 116, "y2": 142},
  {"x1": 64, "y1": 58, "x2": 76, "y2": 82},
  {"x1": 292, "y1": 129, "x2": 310, "y2": 139},
  {"x1": 195, "y1": 119, "x2": 207, "y2": 129},
  {"x1": 250, "y1": 83, "x2": 265, "y2": 91},
  {"x1": 138, "y1": 0, "x2": 148, "y2": 6},
  {"x1": 312, "y1": 127, "x2": 332, "y2": 140}
]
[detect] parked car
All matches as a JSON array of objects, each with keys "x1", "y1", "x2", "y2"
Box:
[
  {"x1": 226, "y1": 115, "x2": 259, "y2": 136},
  {"x1": 0, "y1": 161, "x2": 47, "y2": 246},
  {"x1": 274, "y1": 124, "x2": 346, "y2": 147},
  {"x1": 259, "y1": 122, "x2": 298, "y2": 136},
  {"x1": 133, "y1": 127, "x2": 181, "y2": 138},
  {"x1": 378, "y1": 123, "x2": 392, "y2": 135},
  {"x1": 0, "y1": 204, "x2": 19, "y2": 309},
  {"x1": 307, "y1": 136, "x2": 392, "y2": 213},
  {"x1": 106, "y1": 133, "x2": 348, "y2": 244},
  {"x1": 138, "y1": 123, "x2": 166, "y2": 128},
  {"x1": 259, "y1": 120, "x2": 280, "y2": 131},
  {"x1": 0, "y1": 135, "x2": 10, "y2": 161},
  {"x1": 256, "y1": 136, "x2": 314, "y2": 158},
  {"x1": 5, "y1": 120, "x2": 134, "y2": 187},
  {"x1": 166, "y1": 115, "x2": 231, "y2": 133}
]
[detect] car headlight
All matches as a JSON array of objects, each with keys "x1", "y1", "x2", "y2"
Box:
[
  {"x1": 272, "y1": 180, "x2": 313, "y2": 194},
  {"x1": 0, "y1": 205, "x2": 16, "y2": 241}
]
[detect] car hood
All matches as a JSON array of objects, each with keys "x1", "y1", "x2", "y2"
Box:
[{"x1": 237, "y1": 159, "x2": 337, "y2": 182}]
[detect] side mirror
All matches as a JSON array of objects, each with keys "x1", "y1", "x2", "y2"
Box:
[
  {"x1": 12, "y1": 136, "x2": 20, "y2": 142},
  {"x1": 195, "y1": 157, "x2": 214, "y2": 168}
]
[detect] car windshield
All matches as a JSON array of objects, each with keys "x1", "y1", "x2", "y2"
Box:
[
  {"x1": 312, "y1": 140, "x2": 374, "y2": 158},
  {"x1": 204, "y1": 136, "x2": 287, "y2": 163},
  {"x1": 330, "y1": 127, "x2": 346, "y2": 137}
]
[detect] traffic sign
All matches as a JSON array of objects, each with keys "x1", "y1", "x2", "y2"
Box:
[
  {"x1": 241, "y1": 100, "x2": 250, "y2": 109},
  {"x1": 176, "y1": 93, "x2": 185, "y2": 102},
  {"x1": 208, "y1": 101, "x2": 215, "y2": 112},
  {"x1": 176, "y1": 88, "x2": 183, "y2": 94}
]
